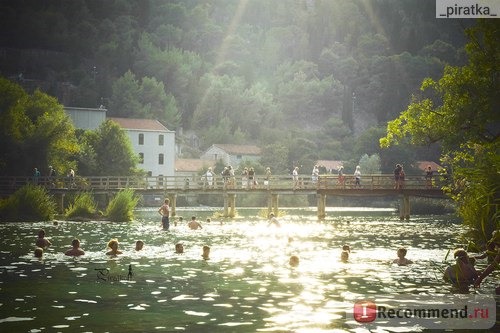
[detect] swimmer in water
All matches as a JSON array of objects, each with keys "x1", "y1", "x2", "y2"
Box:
[
  {"x1": 341, "y1": 244, "x2": 350, "y2": 262},
  {"x1": 135, "y1": 240, "x2": 144, "y2": 251},
  {"x1": 106, "y1": 238, "x2": 123, "y2": 256},
  {"x1": 202, "y1": 245, "x2": 210, "y2": 260},
  {"x1": 65, "y1": 238, "x2": 85, "y2": 256},
  {"x1": 35, "y1": 229, "x2": 52, "y2": 248},
  {"x1": 393, "y1": 247, "x2": 412, "y2": 265},
  {"x1": 175, "y1": 243, "x2": 184, "y2": 254},
  {"x1": 289, "y1": 255, "x2": 299, "y2": 267}
]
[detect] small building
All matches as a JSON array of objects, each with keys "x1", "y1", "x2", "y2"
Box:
[
  {"x1": 64, "y1": 106, "x2": 106, "y2": 130},
  {"x1": 200, "y1": 144, "x2": 261, "y2": 168},
  {"x1": 175, "y1": 158, "x2": 215, "y2": 179},
  {"x1": 315, "y1": 160, "x2": 344, "y2": 174},
  {"x1": 109, "y1": 117, "x2": 175, "y2": 177}
]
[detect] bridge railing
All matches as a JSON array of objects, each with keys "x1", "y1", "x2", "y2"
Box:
[{"x1": 0, "y1": 174, "x2": 442, "y2": 193}]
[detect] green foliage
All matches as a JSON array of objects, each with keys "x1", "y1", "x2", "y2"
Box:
[
  {"x1": 105, "y1": 189, "x2": 139, "y2": 222},
  {"x1": 380, "y1": 20, "x2": 499, "y2": 242},
  {"x1": 65, "y1": 192, "x2": 98, "y2": 219},
  {"x1": 0, "y1": 77, "x2": 79, "y2": 176},
  {"x1": 79, "y1": 120, "x2": 138, "y2": 176},
  {"x1": 109, "y1": 70, "x2": 181, "y2": 128},
  {"x1": 358, "y1": 154, "x2": 381, "y2": 174},
  {"x1": 0, "y1": 1, "x2": 477, "y2": 177},
  {"x1": 0, "y1": 184, "x2": 56, "y2": 222}
]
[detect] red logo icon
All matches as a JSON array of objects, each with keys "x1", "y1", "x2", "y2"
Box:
[{"x1": 353, "y1": 300, "x2": 377, "y2": 322}]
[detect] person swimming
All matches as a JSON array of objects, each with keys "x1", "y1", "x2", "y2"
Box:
[
  {"x1": 106, "y1": 238, "x2": 123, "y2": 256},
  {"x1": 65, "y1": 238, "x2": 85, "y2": 256},
  {"x1": 341, "y1": 244, "x2": 350, "y2": 262},
  {"x1": 35, "y1": 229, "x2": 52, "y2": 248},
  {"x1": 267, "y1": 213, "x2": 281, "y2": 227},
  {"x1": 393, "y1": 247, "x2": 413, "y2": 265},
  {"x1": 289, "y1": 255, "x2": 299, "y2": 267},
  {"x1": 175, "y1": 243, "x2": 184, "y2": 254},
  {"x1": 135, "y1": 240, "x2": 144, "y2": 251},
  {"x1": 443, "y1": 249, "x2": 478, "y2": 293},
  {"x1": 202, "y1": 245, "x2": 210, "y2": 260},
  {"x1": 188, "y1": 216, "x2": 203, "y2": 230}
]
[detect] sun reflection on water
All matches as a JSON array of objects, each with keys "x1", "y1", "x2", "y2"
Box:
[{"x1": 0, "y1": 209, "x2": 496, "y2": 332}]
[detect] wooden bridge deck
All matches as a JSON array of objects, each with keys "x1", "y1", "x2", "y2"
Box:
[{"x1": 0, "y1": 174, "x2": 446, "y2": 198}]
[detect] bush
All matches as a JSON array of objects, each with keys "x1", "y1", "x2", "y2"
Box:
[
  {"x1": 65, "y1": 192, "x2": 98, "y2": 219},
  {"x1": 105, "y1": 189, "x2": 139, "y2": 222},
  {"x1": 0, "y1": 184, "x2": 56, "y2": 221}
]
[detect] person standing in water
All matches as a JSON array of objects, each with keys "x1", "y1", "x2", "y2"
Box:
[{"x1": 158, "y1": 198, "x2": 170, "y2": 230}]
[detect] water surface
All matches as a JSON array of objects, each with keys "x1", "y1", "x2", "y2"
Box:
[{"x1": 0, "y1": 208, "x2": 497, "y2": 332}]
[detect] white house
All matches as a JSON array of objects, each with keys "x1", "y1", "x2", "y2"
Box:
[
  {"x1": 200, "y1": 144, "x2": 261, "y2": 168},
  {"x1": 108, "y1": 117, "x2": 175, "y2": 177}
]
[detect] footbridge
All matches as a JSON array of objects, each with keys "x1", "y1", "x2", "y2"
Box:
[{"x1": 0, "y1": 174, "x2": 446, "y2": 219}]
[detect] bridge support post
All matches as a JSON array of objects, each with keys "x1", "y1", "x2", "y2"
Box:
[
  {"x1": 400, "y1": 195, "x2": 410, "y2": 220},
  {"x1": 224, "y1": 194, "x2": 236, "y2": 218},
  {"x1": 223, "y1": 194, "x2": 228, "y2": 217},
  {"x1": 168, "y1": 193, "x2": 177, "y2": 217},
  {"x1": 267, "y1": 194, "x2": 279, "y2": 217},
  {"x1": 229, "y1": 194, "x2": 236, "y2": 218},
  {"x1": 317, "y1": 193, "x2": 326, "y2": 220},
  {"x1": 56, "y1": 193, "x2": 65, "y2": 214}
]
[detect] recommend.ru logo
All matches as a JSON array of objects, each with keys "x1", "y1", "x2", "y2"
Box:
[{"x1": 348, "y1": 294, "x2": 495, "y2": 330}]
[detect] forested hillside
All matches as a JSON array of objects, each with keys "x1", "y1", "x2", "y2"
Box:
[{"x1": 0, "y1": 0, "x2": 475, "y2": 172}]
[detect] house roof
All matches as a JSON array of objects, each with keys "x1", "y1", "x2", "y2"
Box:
[
  {"x1": 415, "y1": 161, "x2": 442, "y2": 172},
  {"x1": 211, "y1": 144, "x2": 261, "y2": 155},
  {"x1": 108, "y1": 117, "x2": 170, "y2": 131},
  {"x1": 175, "y1": 159, "x2": 215, "y2": 172},
  {"x1": 316, "y1": 160, "x2": 343, "y2": 171}
]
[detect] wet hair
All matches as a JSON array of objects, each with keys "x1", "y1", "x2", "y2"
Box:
[
  {"x1": 71, "y1": 238, "x2": 80, "y2": 247},
  {"x1": 289, "y1": 255, "x2": 299, "y2": 267},
  {"x1": 175, "y1": 243, "x2": 184, "y2": 253},
  {"x1": 191, "y1": 216, "x2": 196, "y2": 220},
  {"x1": 135, "y1": 240, "x2": 144, "y2": 250},
  {"x1": 342, "y1": 244, "x2": 350, "y2": 252},
  {"x1": 38, "y1": 229, "x2": 45, "y2": 237},
  {"x1": 453, "y1": 249, "x2": 469, "y2": 263},
  {"x1": 107, "y1": 239, "x2": 119, "y2": 249},
  {"x1": 397, "y1": 247, "x2": 407, "y2": 256}
]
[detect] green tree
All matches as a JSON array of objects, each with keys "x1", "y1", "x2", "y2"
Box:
[
  {"x1": 380, "y1": 20, "x2": 499, "y2": 241},
  {"x1": 84, "y1": 120, "x2": 138, "y2": 176},
  {"x1": 260, "y1": 143, "x2": 290, "y2": 174},
  {"x1": 109, "y1": 71, "x2": 181, "y2": 128},
  {"x1": 358, "y1": 153, "x2": 381, "y2": 175},
  {"x1": 0, "y1": 77, "x2": 79, "y2": 176}
]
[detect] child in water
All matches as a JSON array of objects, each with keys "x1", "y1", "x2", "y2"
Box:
[
  {"x1": 106, "y1": 239, "x2": 123, "y2": 256},
  {"x1": 289, "y1": 255, "x2": 299, "y2": 267},
  {"x1": 341, "y1": 245, "x2": 350, "y2": 262},
  {"x1": 393, "y1": 247, "x2": 413, "y2": 265}
]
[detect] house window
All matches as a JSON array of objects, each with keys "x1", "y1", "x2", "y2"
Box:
[
  {"x1": 159, "y1": 153, "x2": 164, "y2": 165},
  {"x1": 138, "y1": 153, "x2": 144, "y2": 164},
  {"x1": 139, "y1": 133, "x2": 144, "y2": 145},
  {"x1": 159, "y1": 134, "x2": 164, "y2": 146}
]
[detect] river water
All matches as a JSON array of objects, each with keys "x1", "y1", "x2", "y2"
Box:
[{"x1": 0, "y1": 208, "x2": 497, "y2": 332}]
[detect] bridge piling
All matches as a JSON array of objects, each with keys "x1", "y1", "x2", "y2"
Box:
[
  {"x1": 400, "y1": 195, "x2": 410, "y2": 220},
  {"x1": 168, "y1": 194, "x2": 177, "y2": 217},
  {"x1": 317, "y1": 194, "x2": 326, "y2": 219},
  {"x1": 267, "y1": 194, "x2": 279, "y2": 217}
]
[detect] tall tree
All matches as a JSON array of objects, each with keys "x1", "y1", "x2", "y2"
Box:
[
  {"x1": 0, "y1": 77, "x2": 79, "y2": 176},
  {"x1": 380, "y1": 20, "x2": 499, "y2": 241},
  {"x1": 83, "y1": 120, "x2": 138, "y2": 176}
]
